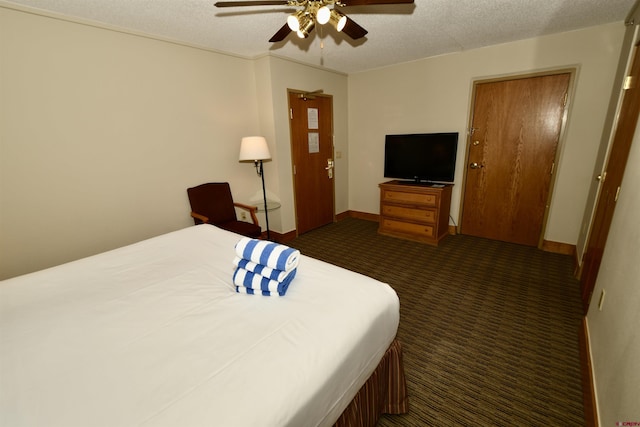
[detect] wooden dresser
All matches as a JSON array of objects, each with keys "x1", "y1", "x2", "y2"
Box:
[{"x1": 378, "y1": 180, "x2": 453, "y2": 245}]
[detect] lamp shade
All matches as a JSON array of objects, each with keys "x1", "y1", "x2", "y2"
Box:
[
  {"x1": 330, "y1": 9, "x2": 347, "y2": 32},
  {"x1": 239, "y1": 136, "x2": 271, "y2": 161},
  {"x1": 296, "y1": 14, "x2": 315, "y2": 38},
  {"x1": 316, "y1": 6, "x2": 330, "y2": 25},
  {"x1": 287, "y1": 10, "x2": 304, "y2": 32}
]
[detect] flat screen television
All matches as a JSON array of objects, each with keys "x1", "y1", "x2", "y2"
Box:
[{"x1": 384, "y1": 132, "x2": 458, "y2": 184}]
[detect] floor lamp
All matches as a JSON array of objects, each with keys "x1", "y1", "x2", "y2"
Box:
[{"x1": 239, "y1": 136, "x2": 272, "y2": 240}]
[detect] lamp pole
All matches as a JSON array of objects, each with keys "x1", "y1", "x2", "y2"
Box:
[
  {"x1": 239, "y1": 136, "x2": 272, "y2": 240},
  {"x1": 258, "y1": 160, "x2": 270, "y2": 240}
]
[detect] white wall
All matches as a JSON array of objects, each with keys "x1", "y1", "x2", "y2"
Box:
[
  {"x1": 0, "y1": 7, "x2": 262, "y2": 278},
  {"x1": 347, "y1": 22, "x2": 625, "y2": 245},
  {"x1": 0, "y1": 7, "x2": 350, "y2": 279},
  {"x1": 0, "y1": 6, "x2": 628, "y2": 280}
]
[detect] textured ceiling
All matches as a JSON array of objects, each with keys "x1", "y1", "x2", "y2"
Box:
[{"x1": 2, "y1": 0, "x2": 636, "y2": 74}]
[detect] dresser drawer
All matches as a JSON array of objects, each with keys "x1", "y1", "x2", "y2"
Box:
[
  {"x1": 381, "y1": 218, "x2": 435, "y2": 238},
  {"x1": 382, "y1": 205, "x2": 436, "y2": 223},
  {"x1": 382, "y1": 190, "x2": 438, "y2": 206},
  {"x1": 378, "y1": 181, "x2": 452, "y2": 246}
]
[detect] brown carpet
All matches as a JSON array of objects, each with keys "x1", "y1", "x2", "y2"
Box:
[{"x1": 287, "y1": 217, "x2": 585, "y2": 426}]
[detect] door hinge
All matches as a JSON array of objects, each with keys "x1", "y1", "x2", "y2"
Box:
[
  {"x1": 624, "y1": 75, "x2": 635, "y2": 90},
  {"x1": 614, "y1": 186, "x2": 621, "y2": 202},
  {"x1": 469, "y1": 127, "x2": 478, "y2": 136},
  {"x1": 290, "y1": 108, "x2": 293, "y2": 119},
  {"x1": 293, "y1": 164, "x2": 296, "y2": 175},
  {"x1": 550, "y1": 162, "x2": 555, "y2": 175},
  {"x1": 563, "y1": 92, "x2": 568, "y2": 106}
]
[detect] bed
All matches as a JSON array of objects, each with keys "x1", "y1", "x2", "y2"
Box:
[{"x1": 0, "y1": 224, "x2": 407, "y2": 426}]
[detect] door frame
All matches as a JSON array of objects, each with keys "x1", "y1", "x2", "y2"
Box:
[
  {"x1": 458, "y1": 68, "x2": 577, "y2": 248},
  {"x1": 286, "y1": 88, "x2": 336, "y2": 236}
]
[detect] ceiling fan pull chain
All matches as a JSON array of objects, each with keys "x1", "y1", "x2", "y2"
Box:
[{"x1": 320, "y1": 25, "x2": 325, "y2": 65}]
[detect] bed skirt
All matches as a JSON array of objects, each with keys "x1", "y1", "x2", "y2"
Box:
[{"x1": 333, "y1": 339, "x2": 409, "y2": 427}]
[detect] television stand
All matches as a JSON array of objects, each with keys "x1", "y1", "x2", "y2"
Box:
[{"x1": 378, "y1": 180, "x2": 452, "y2": 245}]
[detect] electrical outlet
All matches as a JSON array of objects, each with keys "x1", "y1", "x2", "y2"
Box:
[{"x1": 240, "y1": 212, "x2": 247, "y2": 221}]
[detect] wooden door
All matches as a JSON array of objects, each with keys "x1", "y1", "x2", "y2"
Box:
[
  {"x1": 461, "y1": 73, "x2": 571, "y2": 246},
  {"x1": 288, "y1": 91, "x2": 335, "y2": 235},
  {"x1": 580, "y1": 43, "x2": 640, "y2": 313}
]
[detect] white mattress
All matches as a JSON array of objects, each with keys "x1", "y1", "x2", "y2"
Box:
[{"x1": 0, "y1": 225, "x2": 399, "y2": 427}]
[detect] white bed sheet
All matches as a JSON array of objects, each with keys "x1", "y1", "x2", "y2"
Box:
[{"x1": 0, "y1": 224, "x2": 399, "y2": 427}]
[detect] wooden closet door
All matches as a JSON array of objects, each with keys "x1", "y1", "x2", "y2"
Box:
[{"x1": 461, "y1": 73, "x2": 570, "y2": 246}]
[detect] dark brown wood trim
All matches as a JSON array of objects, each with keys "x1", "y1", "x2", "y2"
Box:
[
  {"x1": 579, "y1": 317, "x2": 599, "y2": 427},
  {"x1": 574, "y1": 252, "x2": 583, "y2": 280},
  {"x1": 336, "y1": 211, "x2": 351, "y2": 221},
  {"x1": 542, "y1": 239, "x2": 576, "y2": 256},
  {"x1": 266, "y1": 229, "x2": 297, "y2": 243},
  {"x1": 346, "y1": 210, "x2": 379, "y2": 222}
]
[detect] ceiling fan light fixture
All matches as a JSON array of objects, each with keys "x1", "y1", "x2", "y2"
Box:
[
  {"x1": 287, "y1": 10, "x2": 304, "y2": 32},
  {"x1": 329, "y1": 9, "x2": 347, "y2": 32},
  {"x1": 296, "y1": 14, "x2": 315, "y2": 38},
  {"x1": 316, "y1": 6, "x2": 330, "y2": 25}
]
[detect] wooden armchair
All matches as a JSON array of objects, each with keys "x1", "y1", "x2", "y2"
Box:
[{"x1": 187, "y1": 182, "x2": 262, "y2": 238}]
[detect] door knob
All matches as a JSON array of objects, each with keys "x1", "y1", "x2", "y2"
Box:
[
  {"x1": 469, "y1": 162, "x2": 484, "y2": 169},
  {"x1": 325, "y1": 159, "x2": 334, "y2": 170},
  {"x1": 325, "y1": 159, "x2": 334, "y2": 178}
]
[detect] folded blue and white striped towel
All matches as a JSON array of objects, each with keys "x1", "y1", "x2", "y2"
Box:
[
  {"x1": 234, "y1": 238, "x2": 300, "y2": 272},
  {"x1": 232, "y1": 257, "x2": 290, "y2": 282},
  {"x1": 232, "y1": 267, "x2": 297, "y2": 296}
]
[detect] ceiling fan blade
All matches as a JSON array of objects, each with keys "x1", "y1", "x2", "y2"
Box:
[
  {"x1": 269, "y1": 23, "x2": 292, "y2": 42},
  {"x1": 341, "y1": 16, "x2": 368, "y2": 40},
  {"x1": 214, "y1": 1, "x2": 289, "y2": 7},
  {"x1": 340, "y1": 0, "x2": 414, "y2": 5}
]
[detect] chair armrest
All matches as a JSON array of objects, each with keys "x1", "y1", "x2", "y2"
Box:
[
  {"x1": 190, "y1": 211, "x2": 209, "y2": 223},
  {"x1": 234, "y1": 203, "x2": 259, "y2": 226}
]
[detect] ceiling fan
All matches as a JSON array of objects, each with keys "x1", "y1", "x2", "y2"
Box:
[{"x1": 214, "y1": 0, "x2": 414, "y2": 42}]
